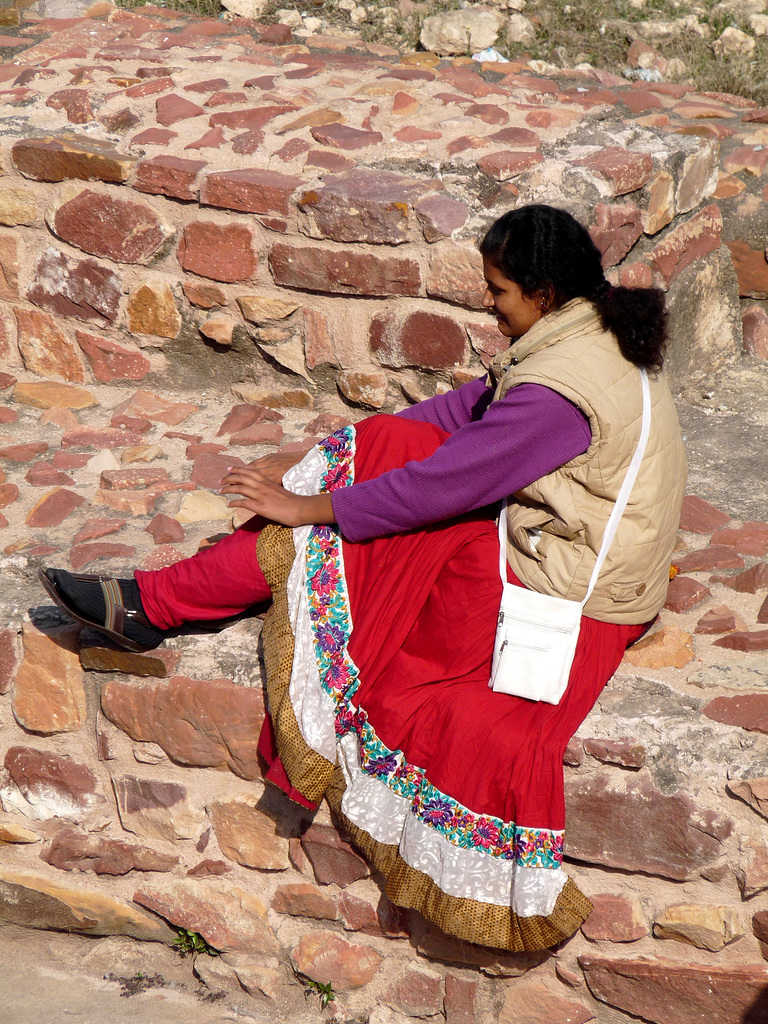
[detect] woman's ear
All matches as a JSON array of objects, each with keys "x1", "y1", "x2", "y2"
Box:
[{"x1": 537, "y1": 284, "x2": 555, "y2": 314}]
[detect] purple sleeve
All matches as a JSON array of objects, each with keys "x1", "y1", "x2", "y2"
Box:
[
  {"x1": 395, "y1": 376, "x2": 493, "y2": 432},
  {"x1": 331, "y1": 383, "x2": 592, "y2": 542}
]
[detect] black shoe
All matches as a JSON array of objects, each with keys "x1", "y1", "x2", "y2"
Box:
[{"x1": 39, "y1": 568, "x2": 167, "y2": 652}]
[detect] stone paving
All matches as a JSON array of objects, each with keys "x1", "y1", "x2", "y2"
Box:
[{"x1": 1, "y1": 6, "x2": 768, "y2": 1024}]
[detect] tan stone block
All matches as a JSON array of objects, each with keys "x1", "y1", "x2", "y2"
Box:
[
  {"x1": 209, "y1": 795, "x2": 289, "y2": 870},
  {"x1": 14, "y1": 381, "x2": 96, "y2": 410},
  {"x1": 134, "y1": 878, "x2": 278, "y2": 955},
  {"x1": 175, "y1": 490, "x2": 231, "y2": 523},
  {"x1": 643, "y1": 170, "x2": 675, "y2": 236},
  {"x1": 127, "y1": 283, "x2": 182, "y2": 338},
  {"x1": 13, "y1": 623, "x2": 86, "y2": 735},
  {"x1": 0, "y1": 187, "x2": 37, "y2": 226},
  {"x1": 621, "y1": 624, "x2": 694, "y2": 669},
  {"x1": 237, "y1": 295, "x2": 299, "y2": 322},
  {"x1": 121, "y1": 445, "x2": 165, "y2": 464},
  {"x1": 272, "y1": 882, "x2": 339, "y2": 920},
  {"x1": 199, "y1": 316, "x2": 236, "y2": 346},
  {"x1": 101, "y1": 675, "x2": 265, "y2": 780},
  {"x1": 728, "y1": 776, "x2": 768, "y2": 821},
  {"x1": 0, "y1": 230, "x2": 19, "y2": 300},
  {"x1": 498, "y1": 979, "x2": 594, "y2": 1024},
  {"x1": 113, "y1": 775, "x2": 205, "y2": 843},
  {"x1": 653, "y1": 903, "x2": 744, "y2": 951},
  {"x1": 0, "y1": 821, "x2": 40, "y2": 844},
  {"x1": 292, "y1": 932, "x2": 382, "y2": 990},
  {"x1": 337, "y1": 370, "x2": 387, "y2": 409},
  {"x1": 0, "y1": 869, "x2": 174, "y2": 942},
  {"x1": 15, "y1": 309, "x2": 86, "y2": 382}
]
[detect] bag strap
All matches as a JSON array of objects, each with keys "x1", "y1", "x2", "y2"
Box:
[{"x1": 498, "y1": 368, "x2": 652, "y2": 607}]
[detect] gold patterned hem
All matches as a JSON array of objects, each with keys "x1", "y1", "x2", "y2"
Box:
[{"x1": 256, "y1": 522, "x2": 593, "y2": 952}]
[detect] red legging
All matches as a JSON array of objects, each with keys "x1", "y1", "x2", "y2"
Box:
[{"x1": 135, "y1": 515, "x2": 271, "y2": 630}]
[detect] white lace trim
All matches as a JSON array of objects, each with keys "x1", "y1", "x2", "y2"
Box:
[
  {"x1": 284, "y1": 450, "x2": 337, "y2": 763},
  {"x1": 280, "y1": 445, "x2": 567, "y2": 918}
]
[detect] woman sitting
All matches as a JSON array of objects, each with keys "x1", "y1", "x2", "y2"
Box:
[{"x1": 42, "y1": 204, "x2": 686, "y2": 952}]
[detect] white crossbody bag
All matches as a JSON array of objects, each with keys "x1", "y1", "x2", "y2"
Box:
[{"x1": 490, "y1": 369, "x2": 651, "y2": 704}]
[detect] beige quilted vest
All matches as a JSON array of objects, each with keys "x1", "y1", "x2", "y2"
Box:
[{"x1": 488, "y1": 298, "x2": 687, "y2": 624}]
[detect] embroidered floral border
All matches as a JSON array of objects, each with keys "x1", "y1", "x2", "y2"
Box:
[{"x1": 305, "y1": 427, "x2": 564, "y2": 872}]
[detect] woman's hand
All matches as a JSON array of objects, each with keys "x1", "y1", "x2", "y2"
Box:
[
  {"x1": 219, "y1": 467, "x2": 334, "y2": 527},
  {"x1": 246, "y1": 448, "x2": 310, "y2": 485}
]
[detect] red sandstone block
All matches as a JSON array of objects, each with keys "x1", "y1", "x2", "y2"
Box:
[
  {"x1": 394, "y1": 126, "x2": 442, "y2": 142},
  {"x1": 649, "y1": 205, "x2": 723, "y2": 289},
  {"x1": 0, "y1": 442, "x2": 48, "y2": 461},
  {"x1": 26, "y1": 463, "x2": 73, "y2": 487},
  {"x1": 575, "y1": 147, "x2": 653, "y2": 195},
  {"x1": 0, "y1": 408, "x2": 17, "y2": 424},
  {"x1": 231, "y1": 130, "x2": 264, "y2": 156},
  {"x1": 714, "y1": 629, "x2": 768, "y2": 652},
  {"x1": 583, "y1": 737, "x2": 646, "y2": 768},
  {"x1": 229, "y1": 423, "x2": 284, "y2": 446},
  {"x1": 676, "y1": 545, "x2": 744, "y2": 572},
  {"x1": 695, "y1": 605, "x2": 741, "y2": 634},
  {"x1": 664, "y1": 574, "x2": 711, "y2": 612},
  {"x1": 146, "y1": 513, "x2": 184, "y2": 545},
  {"x1": 477, "y1": 150, "x2": 543, "y2": 181},
  {"x1": 269, "y1": 243, "x2": 420, "y2": 297},
  {"x1": 124, "y1": 76, "x2": 174, "y2": 98},
  {"x1": 704, "y1": 693, "x2": 768, "y2": 732},
  {"x1": 298, "y1": 168, "x2": 435, "y2": 245},
  {"x1": 100, "y1": 468, "x2": 169, "y2": 491},
  {"x1": 0, "y1": 483, "x2": 19, "y2": 508},
  {"x1": 201, "y1": 168, "x2": 303, "y2": 216},
  {"x1": 131, "y1": 128, "x2": 177, "y2": 146},
  {"x1": 156, "y1": 93, "x2": 205, "y2": 126},
  {"x1": 178, "y1": 221, "x2": 257, "y2": 283},
  {"x1": 190, "y1": 452, "x2": 246, "y2": 490},
  {"x1": 76, "y1": 331, "x2": 151, "y2": 383},
  {"x1": 183, "y1": 77, "x2": 228, "y2": 93},
  {"x1": 73, "y1": 517, "x2": 127, "y2": 544},
  {"x1": 209, "y1": 104, "x2": 295, "y2": 132},
  {"x1": 710, "y1": 562, "x2": 768, "y2": 594},
  {"x1": 711, "y1": 522, "x2": 768, "y2": 557},
  {"x1": 371, "y1": 310, "x2": 466, "y2": 370},
  {"x1": 304, "y1": 149, "x2": 355, "y2": 172},
  {"x1": 590, "y1": 203, "x2": 643, "y2": 269},
  {"x1": 465, "y1": 102, "x2": 509, "y2": 125},
  {"x1": 310, "y1": 123, "x2": 383, "y2": 150},
  {"x1": 680, "y1": 494, "x2": 731, "y2": 533},
  {"x1": 46, "y1": 88, "x2": 93, "y2": 124},
  {"x1": 69, "y1": 542, "x2": 137, "y2": 571},
  {"x1": 488, "y1": 126, "x2": 541, "y2": 148},
  {"x1": 51, "y1": 189, "x2": 171, "y2": 265},
  {"x1": 134, "y1": 155, "x2": 206, "y2": 201},
  {"x1": 61, "y1": 427, "x2": 146, "y2": 449},
  {"x1": 26, "y1": 487, "x2": 85, "y2": 528}
]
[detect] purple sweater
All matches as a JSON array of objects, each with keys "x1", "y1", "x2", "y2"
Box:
[{"x1": 331, "y1": 377, "x2": 592, "y2": 542}]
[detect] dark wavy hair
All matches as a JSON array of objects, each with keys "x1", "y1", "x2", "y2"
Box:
[{"x1": 479, "y1": 205, "x2": 666, "y2": 371}]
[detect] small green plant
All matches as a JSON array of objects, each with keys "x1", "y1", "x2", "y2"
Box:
[
  {"x1": 292, "y1": 965, "x2": 336, "y2": 1009},
  {"x1": 173, "y1": 928, "x2": 220, "y2": 958},
  {"x1": 306, "y1": 977, "x2": 335, "y2": 1009}
]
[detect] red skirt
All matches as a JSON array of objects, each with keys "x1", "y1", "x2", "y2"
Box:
[{"x1": 257, "y1": 414, "x2": 645, "y2": 951}]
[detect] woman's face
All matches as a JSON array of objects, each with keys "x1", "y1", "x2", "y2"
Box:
[{"x1": 482, "y1": 257, "x2": 545, "y2": 340}]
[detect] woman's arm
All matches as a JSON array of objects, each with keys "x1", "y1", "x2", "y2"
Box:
[
  {"x1": 332, "y1": 383, "x2": 591, "y2": 541},
  {"x1": 395, "y1": 375, "x2": 493, "y2": 432}
]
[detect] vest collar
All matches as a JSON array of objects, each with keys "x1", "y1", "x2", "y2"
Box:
[{"x1": 487, "y1": 297, "x2": 602, "y2": 392}]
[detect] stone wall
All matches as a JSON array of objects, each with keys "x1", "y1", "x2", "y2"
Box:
[{"x1": 1, "y1": 7, "x2": 768, "y2": 1024}]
